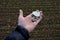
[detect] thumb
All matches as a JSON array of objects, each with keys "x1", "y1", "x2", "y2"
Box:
[{"x1": 19, "y1": 9, "x2": 23, "y2": 17}]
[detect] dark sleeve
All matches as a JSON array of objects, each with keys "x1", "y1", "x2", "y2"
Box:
[{"x1": 5, "y1": 25, "x2": 29, "y2": 40}]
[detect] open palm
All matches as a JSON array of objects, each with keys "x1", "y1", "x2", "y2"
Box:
[{"x1": 18, "y1": 9, "x2": 43, "y2": 32}]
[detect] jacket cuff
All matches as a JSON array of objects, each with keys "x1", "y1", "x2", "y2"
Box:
[{"x1": 15, "y1": 25, "x2": 29, "y2": 39}]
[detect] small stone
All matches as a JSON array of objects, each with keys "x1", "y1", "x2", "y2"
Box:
[
  {"x1": 32, "y1": 11, "x2": 40, "y2": 22},
  {"x1": 32, "y1": 11, "x2": 40, "y2": 17}
]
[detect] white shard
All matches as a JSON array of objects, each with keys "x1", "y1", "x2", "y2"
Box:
[{"x1": 32, "y1": 11, "x2": 40, "y2": 17}]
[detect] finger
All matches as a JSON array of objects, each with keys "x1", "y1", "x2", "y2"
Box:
[
  {"x1": 19, "y1": 9, "x2": 23, "y2": 17},
  {"x1": 25, "y1": 13, "x2": 32, "y2": 18},
  {"x1": 36, "y1": 10, "x2": 39, "y2": 12},
  {"x1": 40, "y1": 11, "x2": 43, "y2": 16},
  {"x1": 25, "y1": 13, "x2": 33, "y2": 21}
]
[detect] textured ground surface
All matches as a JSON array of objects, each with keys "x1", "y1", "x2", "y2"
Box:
[{"x1": 0, "y1": 0, "x2": 60, "y2": 40}]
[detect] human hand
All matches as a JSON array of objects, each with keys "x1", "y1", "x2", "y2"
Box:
[{"x1": 18, "y1": 9, "x2": 43, "y2": 32}]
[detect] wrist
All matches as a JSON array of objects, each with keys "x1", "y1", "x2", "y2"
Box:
[
  {"x1": 15, "y1": 25, "x2": 29, "y2": 39},
  {"x1": 18, "y1": 23, "x2": 29, "y2": 32}
]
